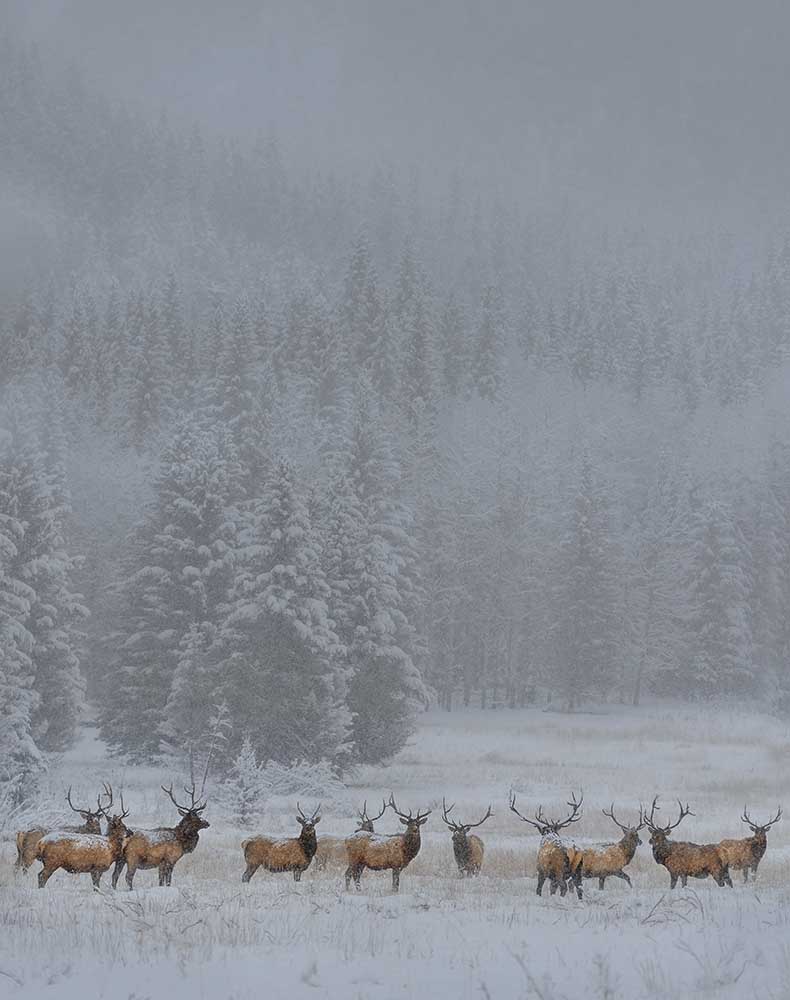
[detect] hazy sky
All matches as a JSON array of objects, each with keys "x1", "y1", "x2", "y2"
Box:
[{"x1": 6, "y1": 0, "x2": 790, "y2": 223}]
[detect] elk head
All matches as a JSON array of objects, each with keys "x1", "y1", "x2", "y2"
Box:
[
  {"x1": 741, "y1": 806, "x2": 782, "y2": 840},
  {"x1": 645, "y1": 797, "x2": 692, "y2": 851},
  {"x1": 441, "y1": 798, "x2": 492, "y2": 846},
  {"x1": 162, "y1": 782, "x2": 210, "y2": 835},
  {"x1": 66, "y1": 784, "x2": 111, "y2": 833},
  {"x1": 602, "y1": 803, "x2": 645, "y2": 847},
  {"x1": 509, "y1": 790, "x2": 583, "y2": 837},
  {"x1": 388, "y1": 793, "x2": 431, "y2": 836},
  {"x1": 356, "y1": 799, "x2": 387, "y2": 833},
  {"x1": 102, "y1": 788, "x2": 132, "y2": 843},
  {"x1": 296, "y1": 802, "x2": 322, "y2": 836}
]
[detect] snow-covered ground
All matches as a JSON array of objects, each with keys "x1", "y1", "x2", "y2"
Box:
[{"x1": 2, "y1": 705, "x2": 789, "y2": 999}]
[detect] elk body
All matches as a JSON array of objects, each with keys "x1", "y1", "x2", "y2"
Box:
[
  {"x1": 567, "y1": 805, "x2": 644, "y2": 891},
  {"x1": 509, "y1": 791, "x2": 584, "y2": 898},
  {"x1": 37, "y1": 793, "x2": 131, "y2": 890},
  {"x1": 344, "y1": 794, "x2": 430, "y2": 892},
  {"x1": 717, "y1": 807, "x2": 781, "y2": 881},
  {"x1": 645, "y1": 798, "x2": 732, "y2": 889},
  {"x1": 441, "y1": 799, "x2": 492, "y2": 876},
  {"x1": 314, "y1": 801, "x2": 386, "y2": 872},
  {"x1": 242, "y1": 803, "x2": 321, "y2": 882},
  {"x1": 112, "y1": 784, "x2": 209, "y2": 889},
  {"x1": 15, "y1": 787, "x2": 108, "y2": 873}
]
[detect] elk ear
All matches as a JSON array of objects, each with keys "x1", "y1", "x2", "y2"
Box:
[
  {"x1": 313, "y1": 815, "x2": 321, "y2": 825},
  {"x1": 418, "y1": 816, "x2": 429, "y2": 826},
  {"x1": 399, "y1": 816, "x2": 408, "y2": 825},
  {"x1": 296, "y1": 815, "x2": 306, "y2": 825}
]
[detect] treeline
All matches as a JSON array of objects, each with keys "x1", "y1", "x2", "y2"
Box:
[{"x1": 2, "y1": 33, "x2": 790, "y2": 782}]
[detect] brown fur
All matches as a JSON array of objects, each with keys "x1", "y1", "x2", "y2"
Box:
[
  {"x1": 15, "y1": 786, "x2": 108, "y2": 873},
  {"x1": 113, "y1": 784, "x2": 209, "y2": 889},
  {"x1": 36, "y1": 814, "x2": 130, "y2": 890},
  {"x1": 569, "y1": 806, "x2": 644, "y2": 891},
  {"x1": 441, "y1": 799, "x2": 492, "y2": 877},
  {"x1": 717, "y1": 808, "x2": 780, "y2": 882},
  {"x1": 509, "y1": 791, "x2": 584, "y2": 899},
  {"x1": 314, "y1": 801, "x2": 386, "y2": 872},
  {"x1": 646, "y1": 798, "x2": 732, "y2": 889},
  {"x1": 242, "y1": 804, "x2": 321, "y2": 882},
  {"x1": 344, "y1": 794, "x2": 430, "y2": 892}
]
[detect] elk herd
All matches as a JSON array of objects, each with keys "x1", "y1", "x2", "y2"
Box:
[{"x1": 13, "y1": 784, "x2": 782, "y2": 897}]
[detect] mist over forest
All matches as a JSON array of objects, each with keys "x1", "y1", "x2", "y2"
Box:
[{"x1": 2, "y1": 0, "x2": 790, "y2": 786}]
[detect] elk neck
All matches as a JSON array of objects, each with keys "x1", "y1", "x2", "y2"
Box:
[
  {"x1": 620, "y1": 829, "x2": 640, "y2": 862},
  {"x1": 402, "y1": 824, "x2": 422, "y2": 861},
  {"x1": 299, "y1": 824, "x2": 318, "y2": 860},
  {"x1": 650, "y1": 831, "x2": 671, "y2": 864},
  {"x1": 176, "y1": 814, "x2": 203, "y2": 853},
  {"x1": 452, "y1": 829, "x2": 470, "y2": 864}
]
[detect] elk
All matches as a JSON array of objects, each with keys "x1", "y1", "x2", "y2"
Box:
[
  {"x1": 717, "y1": 807, "x2": 782, "y2": 882},
  {"x1": 440, "y1": 798, "x2": 492, "y2": 876},
  {"x1": 645, "y1": 797, "x2": 732, "y2": 888},
  {"x1": 112, "y1": 783, "x2": 209, "y2": 889},
  {"x1": 242, "y1": 803, "x2": 322, "y2": 882},
  {"x1": 566, "y1": 804, "x2": 644, "y2": 891},
  {"x1": 345, "y1": 794, "x2": 431, "y2": 892},
  {"x1": 509, "y1": 790, "x2": 584, "y2": 898},
  {"x1": 16, "y1": 785, "x2": 110, "y2": 873},
  {"x1": 36, "y1": 790, "x2": 131, "y2": 890},
  {"x1": 314, "y1": 800, "x2": 387, "y2": 871}
]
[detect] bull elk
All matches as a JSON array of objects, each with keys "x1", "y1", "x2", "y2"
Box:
[
  {"x1": 441, "y1": 798, "x2": 492, "y2": 876},
  {"x1": 314, "y1": 800, "x2": 387, "y2": 871},
  {"x1": 112, "y1": 783, "x2": 209, "y2": 889},
  {"x1": 16, "y1": 785, "x2": 110, "y2": 873},
  {"x1": 509, "y1": 790, "x2": 584, "y2": 898},
  {"x1": 717, "y1": 807, "x2": 781, "y2": 882},
  {"x1": 567, "y1": 804, "x2": 644, "y2": 891},
  {"x1": 242, "y1": 803, "x2": 321, "y2": 882},
  {"x1": 344, "y1": 794, "x2": 431, "y2": 892},
  {"x1": 36, "y1": 789, "x2": 131, "y2": 890},
  {"x1": 645, "y1": 797, "x2": 732, "y2": 888}
]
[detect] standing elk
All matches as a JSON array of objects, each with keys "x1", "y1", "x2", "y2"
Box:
[
  {"x1": 16, "y1": 785, "x2": 110, "y2": 873},
  {"x1": 509, "y1": 790, "x2": 584, "y2": 898},
  {"x1": 36, "y1": 789, "x2": 131, "y2": 890},
  {"x1": 242, "y1": 803, "x2": 322, "y2": 882},
  {"x1": 566, "y1": 804, "x2": 644, "y2": 891},
  {"x1": 314, "y1": 800, "x2": 387, "y2": 871},
  {"x1": 440, "y1": 798, "x2": 492, "y2": 876},
  {"x1": 717, "y1": 807, "x2": 782, "y2": 882},
  {"x1": 112, "y1": 783, "x2": 209, "y2": 889},
  {"x1": 344, "y1": 794, "x2": 431, "y2": 892},
  {"x1": 645, "y1": 798, "x2": 732, "y2": 888}
]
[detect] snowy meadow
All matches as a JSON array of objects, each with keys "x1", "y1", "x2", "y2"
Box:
[{"x1": 2, "y1": 704, "x2": 789, "y2": 1000}]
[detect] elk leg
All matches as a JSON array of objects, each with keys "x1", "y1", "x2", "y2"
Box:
[
  {"x1": 166, "y1": 865, "x2": 174, "y2": 887},
  {"x1": 159, "y1": 863, "x2": 174, "y2": 887},
  {"x1": 680, "y1": 875, "x2": 688, "y2": 888},
  {"x1": 38, "y1": 866, "x2": 56, "y2": 888},
  {"x1": 111, "y1": 859, "x2": 125, "y2": 889},
  {"x1": 742, "y1": 867, "x2": 749, "y2": 883},
  {"x1": 344, "y1": 865, "x2": 353, "y2": 890},
  {"x1": 598, "y1": 877, "x2": 605, "y2": 890},
  {"x1": 91, "y1": 870, "x2": 102, "y2": 891},
  {"x1": 613, "y1": 871, "x2": 632, "y2": 887},
  {"x1": 293, "y1": 870, "x2": 302, "y2": 882},
  {"x1": 721, "y1": 869, "x2": 733, "y2": 888},
  {"x1": 392, "y1": 868, "x2": 401, "y2": 892},
  {"x1": 242, "y1": 863, "x2": 259, "y2": 883},
  {"x1": 536, "y1": 872, "x2": 546, "y2": 896},
  {"x1": 669, "y1": 874, "x2": 678, "y2": 889},
  {"x1": 125, "y1": 865, "x2": 137, "y2": 890}
]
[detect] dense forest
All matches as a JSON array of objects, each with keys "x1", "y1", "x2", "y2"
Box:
[{"x1": 2, "y1": 36, "x2": 790, "y2": 786}]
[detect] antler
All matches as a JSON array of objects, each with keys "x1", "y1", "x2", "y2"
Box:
[
  {"x1": 388, "y1": 793, "x2": 430, "y2": 823},
  {"x1": 162, "y1": 783, "x2": 189, "y2": 815},
  {"x1": 742, "y1": 805, "x2": 782, "y2": 831},
  {"x1": 553, "y1": 791, "x2": 583, "y2": 831},
  {"x1": 116, "y1": 791, "x2": 130, "y2": 820},
  {"x1": 509, "y1": 791, "x2": 546, "y2": 831},
  {"x1": 358, "y1": 799, "x2": 387, "y2": 824},
  {"x1": 644, "y1": 795, "x2": 661, "y2": 830},
  {"x1": 97, "y1": 782, "x2": 114, "y2": 817},
  {"x1": 441, "y1": 797, "x2": 461, "y2": 831},
  {"x1": 666, "y1": 800, "x2": 693, "y2": 831},
  {"x1": 465, "y1": 805, "x2": 493, "y2": 830},
  {"x1": 66, "y1": 786, "x2": 90, "y2": 816},
  {"x1": 296, "y1": 801, "x2": 321, "y2": 823},
  {"x1": 602, "y1": 803, "x2": 630, "y2": 832}
]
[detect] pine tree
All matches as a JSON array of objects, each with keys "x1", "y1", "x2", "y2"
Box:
[
  {"x1": 102, "y1": 418, "x2": 240, "y2": 759},
  {"x1": 224, "y1": 735, "x2": 263, "y2": 827},
  {"x1": 214, "y1": 458, "x2": 351, "y2": 765},
  {"x1": 471, "y1": 285, "x2": 506, "y2": 400},
  {"x1": 550, "y1": 455, "x2": 620, "y2": 709}
]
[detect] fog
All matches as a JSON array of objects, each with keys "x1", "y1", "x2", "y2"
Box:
[{"x1": 7, "y1": 0, "x2": 790, "y2": 223}]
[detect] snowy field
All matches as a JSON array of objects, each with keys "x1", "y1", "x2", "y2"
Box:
[{"x1": 1, "y1": 705, "x2": 789, "y2": 1000}]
